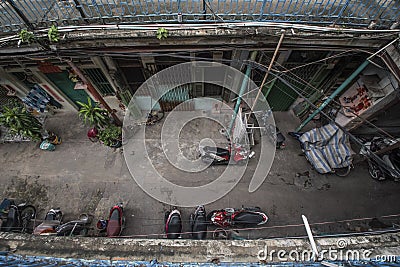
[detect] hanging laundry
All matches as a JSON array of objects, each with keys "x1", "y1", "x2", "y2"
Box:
[{"x1": 22, "y1": 85, "x2": 50, "y2": 113}]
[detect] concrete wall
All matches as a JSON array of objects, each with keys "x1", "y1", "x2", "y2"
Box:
[{"x1": 1, "y1": 232, "x2": 399, "y2": 263}]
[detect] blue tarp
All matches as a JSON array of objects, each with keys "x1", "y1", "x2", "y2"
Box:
[{"x1": 299, "y1": 123, "x2": 354, "y2": 174}]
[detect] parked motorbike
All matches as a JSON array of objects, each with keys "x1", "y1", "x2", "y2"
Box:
[
  {"x1": 359, "y1": 137, "x2": 400, "y2": 181},
  {"x1": 255, "y1": 110, "x2": 286, "y2": 149},
  {"x1": 165, "y1": 207, "x2": 182, "y2": 239},
  {"x1": 56, "y1": 213, "x2": 92, "y2": 236},
  {"x1": 199, "y1": 142, "x2": 255, "y2": 165},
  {"x1": 189, "y1": 205, "x2": 208, "y2": 240},
  {"x1": 33, "y1": 208, "x2": 63, "y2": 235},
  {"x1": 0, "y1": 198, "x2": 36, "y2": 233},
  {"x1": 106, "y1": 203, "x2": 124, "y2": 237},
  {"x1": 208, "y1": 207, "x2": 268, "y2": 227}
]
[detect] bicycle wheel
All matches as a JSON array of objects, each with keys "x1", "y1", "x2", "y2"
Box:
[
  {"x1": 20, "y1": 205, "x2": 36, "y2": 233},
  {"x1": 212, "y1": 228, "x2": 228, "y2": 240},
  {"x1": 334, "y1": 165, "x2": 352, "y2": 177}
]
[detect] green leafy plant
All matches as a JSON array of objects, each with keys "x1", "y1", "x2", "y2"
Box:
[
  {"x1": 0, "y1": 106, "x2": 42, "y2": 141},
  {"x1": 98, "y1": 124, "x2": 122, "y2": 147},
  {"x1": 18, "y1": 29, "x2": 35, "y2": 44},
  {"x1": 48, "y1": 25, "x2": 59, "y2": 42},
  {"x1": 156, "y1": 27, "x2": 168, "y2": 40},
  {"x1": 77, "y1": 97, "x2": 110, "y2": 128}
]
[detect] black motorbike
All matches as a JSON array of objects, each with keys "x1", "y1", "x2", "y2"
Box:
[
  {"x1": 189, "y1": 205, "x2": 207, "y2": 240},
  {"x1": 56, "y1": 213, "x2": 92, "y2": 236},
  {"x1": 0, "y1": 198, "x2": 36, "y2": 233},
  {"x1": 165, "y1": 207, "x2": 182, "y2": 239}
]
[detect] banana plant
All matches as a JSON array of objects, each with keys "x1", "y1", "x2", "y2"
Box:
[
  {"x1": 156, "y1": 28, "x2": 168, "y2": 40},
  {"x1": 48, "y1": 25, "x2": 59, "y2": 43},
  {"x1": 18, "y1": 29, "x2": 35, "y2": 44},
  {"x1": 0, "y1": 106, "x2": 42, "y2": 141},
  {"x1": 77, "y1": 97, "x2": 110, "y2": 128}
]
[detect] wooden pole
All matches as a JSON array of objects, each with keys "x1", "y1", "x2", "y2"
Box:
[{"x1": 251, "y1": 31, "x2": 285, "y2": 111}]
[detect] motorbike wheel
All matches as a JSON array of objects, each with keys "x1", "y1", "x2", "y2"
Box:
[
  {"x1": 189, "y1": 213, "x2": 194, "y2": 227},
  {"x1": 164, "y1": 211, "x2": 170, "y2": 224},
  {"x1": 20, "y1": 205, "x2": 36, "y2": 233},
  {"x1": 368, "y1": 161, "x2": 386, "y2": 181}
]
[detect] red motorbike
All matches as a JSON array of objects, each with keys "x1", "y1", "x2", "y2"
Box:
[
  {"x1": 208, "y1": 207, "x2": 268, "y2": 227},
  {"x1": 199, "y1": 143, "x2": 255, "y2": 165},
  {"x1": 106, "y1": 203, "x2": 124, "y2": 237}
]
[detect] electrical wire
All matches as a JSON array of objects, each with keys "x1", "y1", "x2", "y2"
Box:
[
  {"x1": 252, "y1": 50, "x2": 398, "y2": 139},
  {"x1": 112, "y1": 213, "x2": 400, "y2": 239}
]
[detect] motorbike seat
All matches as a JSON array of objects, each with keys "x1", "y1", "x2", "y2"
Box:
[
  {"x1": 167, "y1": 214, "x2": 182, "y2": 238},
  {"x1": 204, "y1": 146, "x2": 230, "y2": 156},
  {"x1": 107, "y1": 209, "x2": 121, "y2": 237},
  {"x1": 233, "y1": 212, "x2": 263, "y2": 224}
]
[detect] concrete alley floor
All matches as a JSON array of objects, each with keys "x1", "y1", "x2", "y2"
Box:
[{"x1": 0, "y1": 111, "x2": 400, "y2": 240}]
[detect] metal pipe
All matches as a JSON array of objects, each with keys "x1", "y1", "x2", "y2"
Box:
[
  {"x1": 295, "y1": 37, "x2": 399, "y2": 132},
  {"x1": 270, "y1": 70, "x2": 400, "y2": 178},
  {"x1": 228, "y1": 51, "x2": 258, "y2": 135},
  {"x1": 66, "y1": 60, "x2": 122, "y2": 126},
  {"x1": 295, "y1": 60, "x2": 369, "y2": 132},
  {"x1": 251, "y1": 31, "x2": 285, "y2": 110}
]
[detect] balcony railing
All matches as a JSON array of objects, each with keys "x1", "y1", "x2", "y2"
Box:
[{"x1": 0, "y1": 0, "x2": 399, "y2": 34}]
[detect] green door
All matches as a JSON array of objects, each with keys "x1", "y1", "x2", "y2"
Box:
[{"x1": 45, "y1": 71, "x2": 91, "y2": 105}]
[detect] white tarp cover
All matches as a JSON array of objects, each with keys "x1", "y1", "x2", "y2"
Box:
[{"x1": 299, "y1": 123, "x2": 354, "y2": 174}]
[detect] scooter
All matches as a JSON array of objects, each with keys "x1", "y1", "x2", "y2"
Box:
[
  {"x1": 208, "y1": 207, "x2": 268, "y2": 227},
  {"x1": 106, "y1": 203, "x2": 124, "y2": 237},
  {"x1": 359, "y1": 137, "x2": 400, "y2": 181},
  {"x1": 56, "y1": 213, "x2": 92, "y2": 236},
  {"x1": 0, "y1": 198, "x2": 36, "y2": 233},
  {"x1": 189, "y1": 205, "x2": 207, "y2": 240},
  {"x1": 165, "y1": 207, "x2": 182, "y2": 239},
  {"x1": 199, "y1": 142, "x2": 255, "y2": 165},
  {"x1": 33, "y1": 208, "x2": 63, "y2": 235}
]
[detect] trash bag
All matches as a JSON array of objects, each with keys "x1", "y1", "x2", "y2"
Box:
[{"x1": 40, "y1": 140, "x2": 55, "y2": 151}]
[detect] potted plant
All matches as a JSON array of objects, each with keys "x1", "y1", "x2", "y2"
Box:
[
  {"x1": 77, "y1": 97, "x2": 110, "y2": 129},
  {"x1": 97, "y1": 124, "x2": 122, "y2": 148},
  {"x1": 0, "y1": 105, "x2": 42, "y2": 141}
]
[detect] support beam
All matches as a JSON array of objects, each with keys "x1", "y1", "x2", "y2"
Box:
[
  {"x1": 251, "y1": 31, "x2": 285, "y2": 110},
  {"x1": 295, "y1": 60, "x2": 369, "y2": 132},
  {"x1": 228, "y1": 51, "x2": 258, "y2": 135},
  {"x1": 296, "y1": 37, "x2": 400, "y2": 132}
]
